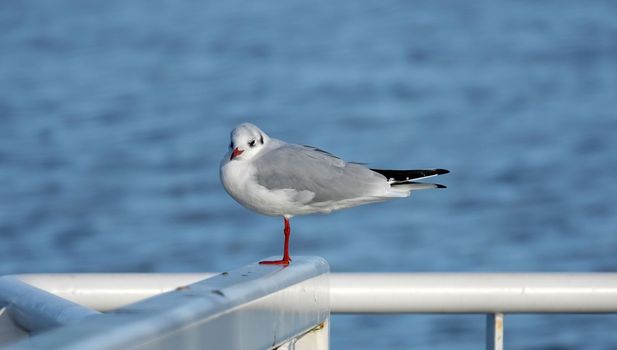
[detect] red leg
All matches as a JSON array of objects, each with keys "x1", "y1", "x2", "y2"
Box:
[{"x1": 260, "y1": 217, "x2": 292, "y2": 265}]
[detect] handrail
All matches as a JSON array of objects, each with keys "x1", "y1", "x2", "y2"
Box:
[
  {"x1": 330, "y1": 273, "x2": 617, "y2": 313},
  {"x1": 1, "y1": 258, "x2": 330, "y2": 350},
  {"x1": 4, "y1": 268, "x2": 617, "y2": 350},
  {"x1": 14, "y1": 272, "x2": 617, "y2": 313},
  {"x1": 0, "y1": 276, "x2": 99, "y2": 332}
]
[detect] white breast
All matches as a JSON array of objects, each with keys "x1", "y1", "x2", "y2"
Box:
[{"x1": 220, "y1": 158, "x2": 315, "y2": 217}]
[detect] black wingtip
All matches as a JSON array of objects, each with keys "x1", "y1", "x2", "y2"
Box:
[
  {"x1": 435, "y1": 184, "x2": 447, "y2": 189},
  {"x1": 370, "y1": 168, "x2": 450, "y2": 182}
]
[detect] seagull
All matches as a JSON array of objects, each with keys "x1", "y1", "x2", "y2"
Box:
[{"x1": 220, "y1": 123, "x2": 449, "y2": 265}]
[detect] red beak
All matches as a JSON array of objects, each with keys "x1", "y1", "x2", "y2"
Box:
[{"x1": 230, "y1": 147, "x2": 244, "y2": 160}]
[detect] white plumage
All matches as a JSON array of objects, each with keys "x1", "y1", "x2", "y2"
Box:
[{"x1": 219, "y1": 123, "x2": 448, "y2": 265}]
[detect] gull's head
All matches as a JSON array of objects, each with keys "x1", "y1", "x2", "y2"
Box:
[{"x1": 227, "y1": 123, "x2": 269, "y2": 161}]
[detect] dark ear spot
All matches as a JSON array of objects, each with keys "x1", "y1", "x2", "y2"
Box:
[{"x1": 260, "y1": 134, "x2": 264, "y2": 144}]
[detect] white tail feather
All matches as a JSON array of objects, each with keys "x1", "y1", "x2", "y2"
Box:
[{"x1": 391, "y1": 183, "x2": 444, "y2": 191}]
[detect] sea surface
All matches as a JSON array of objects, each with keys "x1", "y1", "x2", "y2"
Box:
[{"x1": 1, "y1": 1, "x2": 617, "y2": 349}]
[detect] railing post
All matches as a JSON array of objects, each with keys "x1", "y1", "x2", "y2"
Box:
[{"x1": 486, "y1": 313, "x2": 504, "y2": 350}]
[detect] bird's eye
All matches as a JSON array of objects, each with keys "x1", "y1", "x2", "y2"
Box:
[
  {"x1": 229, "y1": 142, "x2": 233, "y2": 149},
  {"x1": 248, "y1": 140, "x2": 256, "y2": 147}
]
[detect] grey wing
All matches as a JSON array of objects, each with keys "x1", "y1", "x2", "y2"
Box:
[{"x1": 253, "y1": 144, "x2": 388, "y2": 203}]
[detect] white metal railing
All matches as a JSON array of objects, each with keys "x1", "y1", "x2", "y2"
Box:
[
  {"x1": 12, "y1": 272, "x2": 617, "y2": 313},
  {"x1": 0, "y1": 257, "x2": 330, "y2": 350},
  {"x1": 2, "y1": 261, "x2": 617, "y2": 349},
  {"x1": 0, "y1": 276, "x2": 100, "y2": 333},
  {"x1": 330, "y1": 273, "x2": 617, "y2": 313}
]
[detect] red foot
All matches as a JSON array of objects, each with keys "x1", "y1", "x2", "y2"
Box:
[
  {"x1": 259, "y1": 258, "x2": 291, "y2": 265},
  {"x1": 260, "y1": 217, "x2": 292, "y2": 266}
]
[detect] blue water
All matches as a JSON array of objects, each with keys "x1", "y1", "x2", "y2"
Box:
[{"x1": 1, "y1": 1, "x2": 617, "y2": 348}]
